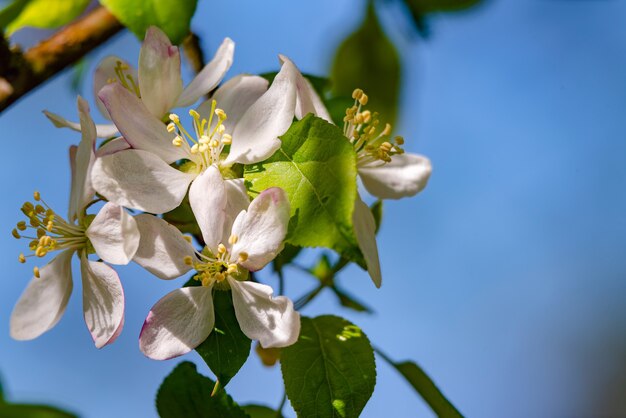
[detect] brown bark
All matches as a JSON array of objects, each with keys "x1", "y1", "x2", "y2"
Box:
[{"x1": 0, "y1": 6, "x2": 123, "y2": 113}]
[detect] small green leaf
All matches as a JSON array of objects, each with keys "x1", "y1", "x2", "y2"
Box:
[
  {"x1": 330, "y1": 285, "x2": 374, "y2": 313},
  {"x1": 100, "y1": 0, "x2": 198, "y2": 45},
  {"x1": 156, "y1": 361, "x2": 249, "y2": 418},
  {"x1": 0, "y1": 404, "x2": 77, "y2": 418},
  {"x1": 241, "y1": 404, "x2": 282, "y2": 418},
  {"x1": 195, "y1": 290, "x2": 251, "y2": 388},
  {"x1": 5, "y1": 0, "x2": 90, "y2": 34},
  {"x1": 0, "y1": 0, "x2": 30, "y2": 30},
  {"x1": 330, "y1": 1, "x2": 401, "y2": 126},
  {"x1": 376, "y1": 349, "x2": 464, "y2": 417},
  {"x1": 308, "y1": 253, "x2": 334, "y2": 283},
  {"x1": 281, "y1": 315, "x2": 376, "y2": 418},
  {"x1": 244, "y1": 114, "x2": 363, "y2": 265},
  {"x1": 163, "y1": 194, "x2": 202, "y2": 238}
]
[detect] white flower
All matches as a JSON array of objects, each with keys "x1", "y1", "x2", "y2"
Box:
[
  {"x1": 90, "y1": 59, "x2": 298, "y2": 214},
  {"x1": 10, "y1": 97, "x2": 140, "y2": 348},
  {"x1": 132, "y1": 166, "x2": 299, "y2": 360},
  {"x1": 279, "y1": 56, "x2": 433, "y2": 287},
  {"x1": 44, "y1": 26, "x2": 235, "y2": 138}
]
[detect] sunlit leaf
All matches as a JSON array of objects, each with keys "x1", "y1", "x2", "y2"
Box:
[
  {"x1": 0, "y1": 0, "x2": 30, "y2": 31},
  {"x1": 100, "y1": 0, "x2": 198, "y2": 45},
  {"x1": 195, "y1": 290, "x2": 251, "y2": 388},
  {"x1": 241, "y1": 404, "x2": 282, "y2": 418},
  {"x1": 5, "y1": 0, "x2": 90, "y2": 34},
  {"x1": 281, "y1": 315, "x2": 376, "y2": 418},
  {"x1": 330, "y1": 1, "x2": 401, "y2": 126},
  {"x1": 156, "y1": 361, "x2": 248, "y2": 418}
]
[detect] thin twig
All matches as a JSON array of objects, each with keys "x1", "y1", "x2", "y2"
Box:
[{"x1": 0, "y1": 6, "x2": 123, "y2": 113}]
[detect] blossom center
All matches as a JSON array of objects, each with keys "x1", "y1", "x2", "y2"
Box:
[
  {"x1": 13, "y1": 191, "x2": 88, "y2": 278},
  {"x1": 343, "y1": 88, "x2": 405, "y2": 167},
  {"x1": 168, "y1": 100, "x2": 231, "y2": 172},
  {"x1": 108, "y1": 60, "x2": 141, "y2": 98},
  {"x1": 184, "y1": 234, "x2": 248, "y2": 288}
]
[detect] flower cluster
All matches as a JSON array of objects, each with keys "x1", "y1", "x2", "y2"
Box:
[{"x1": 9, "y1": 27, "x2": 431, "y2": 360}]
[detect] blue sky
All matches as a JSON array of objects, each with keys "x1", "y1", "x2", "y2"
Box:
[{"x1": 1, "y1": 0, "x2": 626, "y2": 417}]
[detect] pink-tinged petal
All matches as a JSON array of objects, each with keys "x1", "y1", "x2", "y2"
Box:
[
  {"x1": 359, "y1": 153, "x2": 432, "y2": 200},
  {"x1": 91, "y1": 149, "x2": 195, "y2": 214},
  {"x1": 10, "y1": 250, "x2": 74, "y2": 341},
  {"x1": 188, "y1": 166, "x2": 227, "y2": 252},
  {"x1": 68, "y1": 97, "x2": 97, "y2": 223},
  {"x1": 139, "y1": 286, "x2": 215, "y2": 360},
  {"x1": 98, "y1": 83, "x2": 187, "y2": 164},
  {"x1": 224, "y1": 60, "x2": 297, "y2": 165},
  {"x1": 228, "y1": 278, "x2": 300, "y2": 348},
  {"x1": 353, "y1": 196, "x2": 382, "y2": 288},
  {"x1": 86, "y1": 202, "x2": 140, "y2": 265},
  {"x1": 93, "y1": 55, "x2": 135, "y2": 120},
  {"x1": 95, "y1": 137, "x2": 130, "y2": 157},
  {"x1": 43, "y1": 110, "x2": 119, "y2": 138},
  {"x1": 133, "y1": 214, "x2": 195, "y2": 280},
  {"x1": 198, "y1": 75, "x2": 268, "y2": 135},
  {"x1": 231, "y1": 187, "x2": 290, "y2": 271},
  {"x1": 139, "y1": 26, "x2": 183, "y2": 118},
  {"x1": 80, "y1": 256, "x2": 125, "y2": 349},
  {"x1": 278, "y1": 55, "x2": 332, "y2": 123},
  {"x1": 176, "y1": 38, "x2": 235, "y2": 108}
]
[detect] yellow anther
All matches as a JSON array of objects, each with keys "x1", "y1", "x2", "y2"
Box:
[
  {"x1": 33, "y1": 266, "x2": 40, "y2": 278},
  {"x1": 227, "y1": 264, "x2": 238, "y2": 274},
  {"x1": 382, "y1": 123, "x2": 392, "y2": 136},
  {"x1": 215, "y1": 109, "x2": 227, "y2": 120},
  {"x1": 201, "y1": 277, "x2": 212, "y2": 287},
  {"x1": 12, "y1": 229, "x2": 20, "y2": 239},
  {"x1": 217, "y1": 124, "x2": 226, "y2": 134},
  {"x1": 359, "y1": 94, "x2": 368, "y2": 106},
  {"x1": 228, "y1": 234, "x2": 238, "y2": 245},
  {"x1": 16, "y1": 221, "x2": 26, "y2": 231},
  {"x1": 209, "y1": 139, "x2": 219, "y2": 148},
  {"x1": 199, "y1": 135, "x2": 210, "y2": 144},
  {"x1": 29, "y1": 240, "x2": 38, "y2": 250},
  {"x1": 189, "y1": 109, "x2": 200, "y2": 119},
  {"x1": 33, "y1": 191, "x2": 41, "y2": 201},
  {"x1": 352, "y1": 88, "x2": 364, "y2": 100},
  {"x1": 18, "y1": 253, "x2": 25, "y2": 263},
  {"x1": 190, "y1": 144, "x2": 200, "y2": 154},
  {"x1": 35, "y1": 247, "x2": 47, "y2": 257},
  {"x1": 36, "y1": 228, "x2": 46, "y2": 238},
  {"x1": 172, "y1": 136, "x2": 184, "y2": 147},
  {"x1": 183, "y1": 235, "x2": 192, "y2": 243},
  {"x1": 47, "y1": 221, "x2": 54, "y2": 232},
  {"x1": 183, "y1": 256, "x2": 194, "y2": 266},
  {"x1": 380, "y1": 142, "x2": 392, "y2": 152},
  {"x1": 215, "y1": 272, "x2": 225, "y2": 282},
  {"x1": 395, "y1": 136, "x2": 405, "y2": 145},
  {"x1": 199, "y1": 144, "x2": 208, "y2": 153},
  {"x1": 167, "y1": 123, "x2": 176, "y2": 133},
  {"x1": 238, "y1": 252, "x2": 248, "y2": 263},
  {"x1": 169, "y1": 113, "x2": 180, "y2": 123},
  {"x1": 35, "y1": 205, "x2": 45, "y2": 214},
  {"x1": 218, "y1": 243, "x2": 227, "y2": 254},
  {"x1": 222, "y1": 134, "x2": 232, "y2": 145}
]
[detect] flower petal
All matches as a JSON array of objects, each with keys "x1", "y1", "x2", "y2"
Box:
[
  {"x1": 198, "y1": 74, "x2": 268, "y2": 135},
  {"x1": 95, "y1": 137, "x2": 130, "y2": 157},
  {"x1": 353, "y1": 196, "x2": 382, "y2": 288},
  {"x1": 68, "y1": 97, "x2": 96, "y2": 223},
  {"x1": 278, "y1": 54, "x2": 332, "y2": 122},
  {"x1": 231, "y1": 187, "x2": 290, "y2": 271},
  {"x1": 93, "y1": 55, "x2": 135, "y2": 120},
  {"x1": 91, "y1": 149, "x2": 195, "y2": 214},
  {"x1": 86, "y1": 202, "x2": 140, "y2": 265},
  {"x1": 228, "y1": 278, "x2": 300, "y2": 348},
  {"x1": 359, "y1": 153, "x2": 432, "y2": 200},
  {"x1": 176, "y1": 38, "x2": 235, "y2": 108},
  {"x1": 133, "y1": 214, "x2": 195, "y2": 280},
  {"x1": 43, "y1": 110, "x2": 119, "y2": 138},
  {"x1": 98, "y1": 82, "x2": 187, "y2": 164},
  {"x1": 80, "y1": 256, "x2": 125, "y2": 348},
  {"x1": 10, "y1": 250, "x2": 74, "y2": 341},
  {"x1": 188, "y1": 166, "x2": 227, "y2": 252},
  {"x1": 139, "y1": 26, "x2": 183, "y2": 118},
  {"x1": 225, "y1": 60, "x2": 297, "y2": 165},
  {"x1": 139, "y1": 286, "x2": 215, "y2": 360}
]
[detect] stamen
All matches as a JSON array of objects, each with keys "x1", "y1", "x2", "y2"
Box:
[
  {"x1": 33, "y1": 266, "x2": 40, "y2": 278},
  {"x1": 18, "y1": 254, "x2": 25, "y2": 263}
]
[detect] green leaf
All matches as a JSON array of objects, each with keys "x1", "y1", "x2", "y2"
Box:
[
  {"x1": 241, "y1": 405, "x2": 282, "y2": 418},
  {"x1": 100, "y1": 0, "x2": 198, "y2": 45},
  {"x1": 244, "y1": 114, "x2": 363, "y2": 265},
  {"x1": 0, "y1": 0, "x2": 30, "y2": 30},
  {"x1": 330, "y1": 285, "x2": 374, "y2": 313},
  {"x1": 156, "y1": 361, "x2": 249, "y2": 418},
  {"x1": 0, "y1": 404, "x2": 77, "y2": 418},
  {"x1": 163, "y1": 194, "x2": 202, "y2": 238},
  {"x1": 5, "y1": 0, "x2": 90, "y2": 34},
  {"x1": 195, "y1": 290, "x2": 251, "y2": 388},
  {"x1": 404, "y1": 0, "x2": 482, "y2": 14},
  {"x1": 281, "y1": 315, "x2": 376, "y2": 418},
  {"x1": 376, "y1": 349, "x2": 464, "y2": 418},
  {"x1": 330, "y1": 1, "x2": 401, "y2": 126},
  {"x1": 370, "y1": 200, "x2": 383, "y2": 233},
  {"x1": 272, "y1": 243, "x2": 302, "y2": 274}
]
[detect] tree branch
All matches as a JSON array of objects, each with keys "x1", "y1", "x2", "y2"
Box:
[{"x1": 0, "y1": 6, "x2": 123, "y2": 113}]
